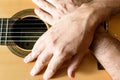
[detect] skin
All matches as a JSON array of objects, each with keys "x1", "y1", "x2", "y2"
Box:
[
  {"x1": 31, "y1": 0, "x2": 92, "y2": 25},
  {"x1": 24, "y1": 0, "x2": 120, "y2": 80},
  {"x1": 25, "y1": 4, "x2": 97, "y2": 79},
  {"x1": 91, "y1": 26, "x2": 120, "y2": 80}
]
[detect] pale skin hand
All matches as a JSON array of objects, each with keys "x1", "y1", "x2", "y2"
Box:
[
  {"x1": 24, "y1": 0, "x2": 120, "y2": 80},
  {"x1": 32, "y1": 0, "x2": 92, "y2": 25},
  {"x1": 28, "y1": 0, "x2": 120, "y2": 80},
  {"x1": 32, "y1": 0, "x2": 92, "y2": 79},
  {"x1": 31, "y1": 1, "x2": 99, "y2": 79},
  {"x1": 24, "y1": 3, "x2": 97, "y2": 80},
  {"x1": 32, "y1": 0, "x2": 120, "y2": 80}
]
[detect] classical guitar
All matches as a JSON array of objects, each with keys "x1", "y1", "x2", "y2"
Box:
[{"x1": 0, "y1": 0, "x2": 119, "y2": 80}]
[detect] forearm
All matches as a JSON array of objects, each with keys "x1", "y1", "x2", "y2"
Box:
[
  {"x1": 90, "y1": 0, "x2": 120, "y2": 22},
  {"x1": 90, "y1": 27, "x2": 120, "y2": 80},
  {"x1": 93, "y1": 0, "x2": 120, "y2": 15}
]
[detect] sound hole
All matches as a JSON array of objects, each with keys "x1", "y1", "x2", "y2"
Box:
[{"x1": 12, "y1": 17, "x2": 47, "y2": 50}]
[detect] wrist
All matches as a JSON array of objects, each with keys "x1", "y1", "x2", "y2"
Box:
[
  {"x1": 88, "y1": 0, "x2": 120, "y2": 18},
  {"x1": 78, "y1": 1, "x2": 113, "y2": 30},
  {"x1": 74, "y1": 3, "x2": 105, "y2": 31},
  {"x1": 85, "y1": 1, "x2": 112, "y2": 22}
]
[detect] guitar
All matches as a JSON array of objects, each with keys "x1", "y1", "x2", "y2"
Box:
[{"x1": 0, "y1": 0, "x2": 119, "y2": 80}]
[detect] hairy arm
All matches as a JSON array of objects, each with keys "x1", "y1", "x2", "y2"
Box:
[
  {"x1": 91, "y1": 26, "x2": 120, "y2": 80},
  {"x1": 89, "y1": 1, "x2": 120, "y2": 79}
]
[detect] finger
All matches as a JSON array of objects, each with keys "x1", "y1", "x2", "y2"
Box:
[
  {"x1": 43, "y1": 54, "x2": 67, "y2": 80},
  {"x1": 46, "y1": 0, "x2": 68, "y2": 13},
  {"x1": 46, "y1": 0, "x2": 58, "y2": 7},
  {"x1": 34, "y1": 8, "x2": 54, "y2": 25},
  {"x1": 30, "y1": 49, "x2": 53, "y2": 76},
  {"x1": 24, "y1": 44, "x2": 45, "y2": 63},
  {"x1": 32, "y1": 0, "x2": 56, "y2": 15},
  {"x1": 67, "y1": 53, "x2": 85, "y2": 78},
  {"x1": 24, "y1": 37, "x2": 45, "y2": 63},
  {"x1": 46, "y1": 0, "x2": 65, "y2": 9}
]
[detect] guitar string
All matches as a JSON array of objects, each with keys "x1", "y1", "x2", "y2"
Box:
[
  {"x1": 0, "y1": 40, "x2": 37, "y2": 42},
  {"x1": 0, "y1": 18, "x2": 3, "y2": 44},
  {"x1": 1, "y1": 18, "x2": 47, "y2": 21},
  {"x1": 0, "y1": 18, "x2": 48, "y2": 43},
  {"x1": 1, "y1": 19, "x2": 47, "y2": 25},
  {"x1": 1, "y1": 32, "x2": 45, "y2": 33},
  {"x1": 1, "y1": 36, "x2": 41, "y2": 38},
  {"x1": 1, "y1": 28, "x2": 47, "y2": 29},
  {"x1": 1, "y1": 18, "x2": 48, "y2": 24},
  {"x1": 5, "y1": 18, "x2": 9, "y2": 45},
  {"x1": 1, "y1": 23, "x2": 46, "y2": 24},
  {"x1": 1, "y1": 19, "x2": 49, "y2": 30}
]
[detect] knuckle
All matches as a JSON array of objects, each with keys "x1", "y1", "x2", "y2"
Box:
[
  {"x1": 31, "y1": 47, "x2": 40, "y2": 54},
  {"x1": 56, "y1": 5, "x2": 67, "y2": 14},
  {"x1": 54, "y1": 13, "x2": 61, "y2": 19},
  {"x1": 54, "y1": 46, "x2": 69, "y2": 56},
  {"x1": 54, "y1": 11, "x2": 63, "y2": 19},
  {"x1": 47, "y1": 36, "x2": 57, "y2": 46},
  {"x1": 49, "y1": 39, "x2": 57, "y2": 46},
  {"x1": 39, "y1": 58, "x2": 46, "y2": 65},
  {"x1": 55, "y1": 47, "x2": 63, "y2": 55},
  {"x1": 42, "y1": 14, "x2": 47, "y2": 19},
  {"x1": 54, "y1": 44, "x2": 77, "y2": 59},
  {"x1": 34, "y1": 66, "x2": 40, "y2": 72},
  {"x1": 28, "y1": 52, "x2": 36, "y2": 60},
  {"x1": 47, "y1": 67, "x2": 56, "y2": 74},
  {"x1": 42, "y1": 4, "x2": 48, "y2": 9},
  {"x1": 30, "y1": 53, "x2": 34, "y2": 59}
]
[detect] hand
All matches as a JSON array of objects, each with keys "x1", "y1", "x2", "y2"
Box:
[
  {"x1": 32, "y1": 0, "x2": 92, "y2": 25},
  {"x1": 24, "y1": 4, "x2": 97, "y2": 80},
  {"x1": 27, "y1": 0, "x2": 120, "y2": 80}
]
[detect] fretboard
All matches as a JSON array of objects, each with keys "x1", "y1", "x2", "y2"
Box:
[{"x1": 0, "y1": 18, "x2": 10, "y2": 45}]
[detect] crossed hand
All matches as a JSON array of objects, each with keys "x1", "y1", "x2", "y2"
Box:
[{"x1": 24, "y1": 0, "x2": 104, "y2": 80}]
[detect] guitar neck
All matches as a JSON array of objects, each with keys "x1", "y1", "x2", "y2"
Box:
[{"x1": 0, "y1": 18, "x2": 11, "y2": 45}]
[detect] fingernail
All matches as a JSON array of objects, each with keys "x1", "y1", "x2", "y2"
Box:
[
  {"x1": 71, "y1": 71, "x2": 75, "y2": 78},
  {"x1": 43, "y1": 70, "x2": 53, "y2": 80},
  {"x1": 43, "y1": 74, "x2": 49, "y2": 80},
  {"x1": 24, "y1": 56, "x2": 30, "y2": 63},
  {"x1": 30, "y1": 69, "x2": 36, "y2": 76},
  {"x1": 68, "y1": 70, "x2": 75, "y2": 78}
]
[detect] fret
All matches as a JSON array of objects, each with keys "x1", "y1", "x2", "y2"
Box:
[
  {"x1": 1, "y1": 18, "x2": 6, "y2": 45},
  {"x1": 0, "y1": 18, "x2": 9, "y2": 45},
  {"x1": 0, "y1": 18, "x2": 3, "y2": 44},
  {"x1": 5, "y1": 19, "x2": 9, "y2": 45}
]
